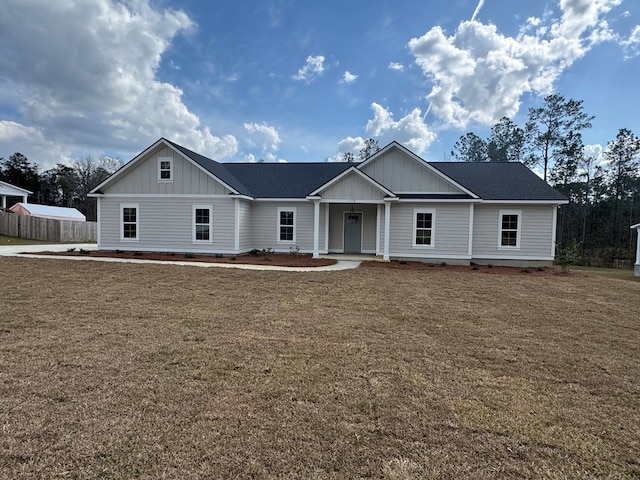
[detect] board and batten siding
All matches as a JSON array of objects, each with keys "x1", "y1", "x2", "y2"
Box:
[
  {"x1": 320, "y1": 172, "x2": 386, "y2": 201},
  {"x1": 328, "y1": 203, "x2": 377, "y2": 253},
  {"x1": 250, "y1": 202, "x2": 318, "y2": 253},
  {"x1": 99, "y1": 196, "x2": 236, "y2": 252},
  {"x1": 471, "y1": 205, "x2": 555, "y2": 260},
  {"x1": 387, "y1": 203, "x2": 470, "y2": 259},
  {"x1": 103, "y1": 145, "x2": 232, "y2": 195},
  {"x1": 360, "y1": 150, "x2": 462, "y2": 193}
]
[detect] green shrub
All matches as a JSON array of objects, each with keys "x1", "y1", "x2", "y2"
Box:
[{"x1": 555, "y1": 240, "x2": 580, "y2": 272}]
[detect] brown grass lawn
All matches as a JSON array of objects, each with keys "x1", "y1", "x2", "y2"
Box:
[{"x1": 1, "y1": 258, "x2": 639, "y2": 479}]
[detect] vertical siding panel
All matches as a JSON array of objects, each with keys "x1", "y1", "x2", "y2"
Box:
[
  {"x1": 104, "y1": 146, "x2": 231, "y2": 195},
  {"x1": 361, "y1": 150, "x2": 462, "y2": 193}
]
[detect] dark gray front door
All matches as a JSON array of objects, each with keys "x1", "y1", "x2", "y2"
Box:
[{"x1": 344, "y1": 212, "x2": 362, "y2": 253}]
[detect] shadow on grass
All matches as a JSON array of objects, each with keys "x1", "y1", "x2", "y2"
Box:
[{"x1": 573, "y1": 265, "x2": 639, "y2": 282}]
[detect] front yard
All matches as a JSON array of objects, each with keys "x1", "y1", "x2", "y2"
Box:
[{"x1": 1, "y1": 258, "x2": 638, "y2": 479}]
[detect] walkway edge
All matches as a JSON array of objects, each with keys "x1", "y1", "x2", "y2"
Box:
[{"x1": 5, "y1": 251, "x2": 361, "y2": 272}]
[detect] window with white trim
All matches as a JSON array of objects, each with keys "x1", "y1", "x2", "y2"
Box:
[
  {"x1": 193, "y1": 205, "x2": 213, "y2": 243},
  {"x1": 499, "y1": 210, "x2": 521, "y2": 248},
  {"x1": 158, "y1": 156, "x2": 173, "y2": 181},
  {"x1": 277, "y1": 207, "x2": 296, "y2": 243},
  {"x1": 413, "y1": 208, "x2": 435, "y2": 247},
  {"x1": 120, "y1": 204, "x2": 139, "y2": 241}
]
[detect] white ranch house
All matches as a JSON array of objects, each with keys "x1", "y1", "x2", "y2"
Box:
[
  {"x1": 89, "y1": 138, "x2": 568, "y2": 266},
  {"x1": 0, "y1": 180, "x2": 31, "y2": 209}
]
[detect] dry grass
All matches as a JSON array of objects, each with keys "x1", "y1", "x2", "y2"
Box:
[
  {"x1": 1, "y1": 257, "x2": 639, "y2": 479},
  {"x1": 0, "y1": 235, "x2": 50, "y2": 246}
]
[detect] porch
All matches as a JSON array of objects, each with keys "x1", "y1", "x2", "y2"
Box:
[{"x1": 310, "y1": 200, "x2": 396, "y2": 260}]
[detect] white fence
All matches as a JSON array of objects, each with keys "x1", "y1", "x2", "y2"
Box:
[{"x1": 0, "y1": 211, "x2": 96, "y2": 243}]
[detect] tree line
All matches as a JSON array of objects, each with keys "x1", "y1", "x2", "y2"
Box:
[
  {"x1": 451, "y1": 93, "x2": 640, "y2": 267},
  {"x1": 0, "y1": 154, "x2": 121, "y2": 221}
]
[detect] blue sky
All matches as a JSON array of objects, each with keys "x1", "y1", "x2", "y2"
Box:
[{"x1": 0, "y1": 0, "x2": 638, "y2": 169}]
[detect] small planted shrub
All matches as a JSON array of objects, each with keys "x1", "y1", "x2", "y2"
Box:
[
  {"x1": 115, "y1": 249, "x2": 124, "y2": 254},
  {"x1": 251, "y1": 247, "x2": 274, "y2": 257},
  {"x1": 555, "y1": 240, "x2": 580, "y2": 272},
  {"x1": 133, "y1": 251, "x2": 143, "y2": 256},
  {"x1": 79, "y1": 249, "x2": 90, "y2": 255},
  {"x1": 440, "y1": 261, "x2": 447, "y2": 267},
  {"x1": 184, "y1": 253, "x2": 196, "y2": 259},
  {"x1": 288, "y1": 245, "x2": 300, "y2": 255},
  {"x1": 215, "y1": 253, "x2": 223, "y2": 258},
  {"x1": 66, "y1": 247, "x2": 76, "y2": 252}
]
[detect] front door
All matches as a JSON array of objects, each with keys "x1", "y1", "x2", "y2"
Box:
[{"x1": 344, "y1": 212, "x2": 362, "y2": 253}]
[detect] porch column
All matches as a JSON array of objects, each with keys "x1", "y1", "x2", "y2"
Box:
[
  {"x1": 376, "y1": 204, "x2": 382, "y2": 255},
  {"x1": 1, "y1": 196, "x2": 5, "y2": 209},
  {"x1": 633, "y1": 225, "x2": 640, "y2": 277},
  {"x1": 234, "y1": 198, "x2": 240, "y2": 252},
  {"x1": 383, "y1": 201, "x2": 391, "y2": 261},
  {"x1": 313, "y1": 199, "x2": 320, "y2": 258},
  {"x1": 22, "y1": 195, "x2": 27, "y2": 204}
]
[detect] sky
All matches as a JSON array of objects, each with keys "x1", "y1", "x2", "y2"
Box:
[{"x1": 0, "y1": 0, "x2": 639, "y2": 170}]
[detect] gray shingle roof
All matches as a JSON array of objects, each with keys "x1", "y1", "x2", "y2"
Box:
[
  {"x1": 430, "y1": 161, "x2": 568, "y2": 201},
  {"x1": 169, "y1": 139, "x2": 566, "y2": 202},
  {"x1": 225, "y1": 163, "x2": 352, "y2": 198},
  {"x1": 165, "y1": 139, "x2": 252, "y2": 195}
]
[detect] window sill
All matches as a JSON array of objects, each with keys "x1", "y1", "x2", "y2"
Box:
[
  {"x1": 158, "y1": 180, "x2": 174, "y2": 183},
  {"x1": 192, "y1": 241, "x2": 213, "y2": 244},
  {"x1": 498, "y1": 246, "x2": 520, "y2": 250},
  {"x1": 120, "y1": 238, "x2": 139, "y2": 242},
  {"x1": 412, "y1": 244, "x2": 435, "y2": 249}
]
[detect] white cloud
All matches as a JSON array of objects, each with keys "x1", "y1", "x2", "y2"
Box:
[
  {"x1": 339, "y1": 71, "x2": 358, "y2": 84},
  {"x1": 332, "y1": 103, "x2": 437, "y2": 161},
  {"x1": 388, "y1": 62, "x2": 404, "y2": 72},
  {"x1": 584, "y1": 143, "x2": 604, "y2": 160},
  {"x1": 336, "y1": 136, "x2": 367, "y2": 157},
  {"x1": 292, "y1": 55, "x2": 325, "y2": 83},
  {"x1": 0, "y1": 0, "x2": 238, "y2": 168},
  {"x1": 621, "y1": 25, "x2": 640, "y2": 58},
  {"x1": 244, "y1": 122, "x2": 282, "y2": 161},
  {"x1": 408, "y1": 0, "x2": 622, "y2": 128},
  {"x1": 0, "y1": 121, "x2": 71, "y2": 168}
]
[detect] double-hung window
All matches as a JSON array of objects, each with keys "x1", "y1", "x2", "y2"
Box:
[
  {"x1": 277, "y1": 207, "x2": 296, "y2": 243},
  {"x1": 158, "y1": 156, "x2": 173, "y2": 181},
  {"x1": 193, "y1": 205, "x2": 213, "y2": 243},
  {"x1": 413, "y1": 209, "x2": 435, "y2": 247},
  {"x1": 121, "y1": 204, "x2": 139, "y2": 241},
  {"x1": 499, "y1": 210, "x2": 521, "y2": 248}
]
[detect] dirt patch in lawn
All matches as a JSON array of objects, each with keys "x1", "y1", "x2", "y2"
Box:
[
  {"x1": 1, "y1": 257, "x2": 639, "y2": 479},
  {"x1": 35, "y1": 249, "x2": 337, "y2": 267}
]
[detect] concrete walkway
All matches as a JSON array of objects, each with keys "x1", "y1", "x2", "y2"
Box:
[{"x1": 0, "y1": 244, "x2": 361, "y2": 272}]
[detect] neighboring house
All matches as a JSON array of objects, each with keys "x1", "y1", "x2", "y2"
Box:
[
  {"x1": 0, "y1": 181, "x2": 31, "y2": 209},
  {"x1": 9, "y1": 203, "x2": 86, "y2": 221},
  {"x1": 632, "y1": 223, "x2": 640, "y2": 277},
  {"x1": 89, "y1": 138, "x2": 568, "y2": 266}
]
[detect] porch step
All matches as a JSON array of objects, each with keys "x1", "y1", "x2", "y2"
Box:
[{"x1": 322, "y1": 254, "x2": 387, "y2": 262}]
